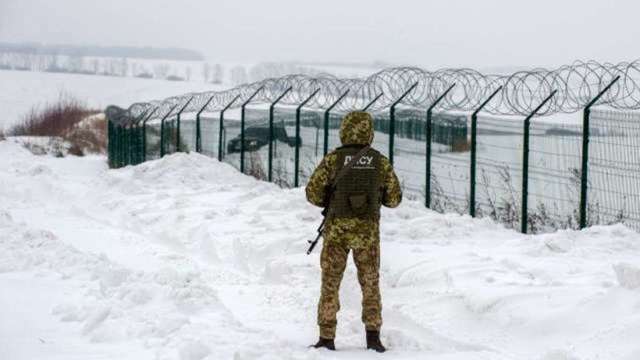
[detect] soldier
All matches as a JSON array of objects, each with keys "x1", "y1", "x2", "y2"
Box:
[{"x1": 305, "y1": 111, "x2": 402, "y2": 352}]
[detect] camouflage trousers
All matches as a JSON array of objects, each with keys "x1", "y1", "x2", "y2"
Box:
[{"x1": 317, "y1": 238, "x2": 381, "y2": 339}]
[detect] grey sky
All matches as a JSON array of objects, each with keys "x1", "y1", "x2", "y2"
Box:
[{"x1": 0, "y1": 0, "x2": 637, "y2": 69}]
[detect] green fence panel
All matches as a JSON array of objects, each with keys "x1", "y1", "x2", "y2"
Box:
[
  {"x1": 163, "y1": 118, "x2": 178, "y2": 156},
  {"x1": 296, "y1": 109, "x2": 325, "y2": 186},
  {"x1": 527, "y1": 121, "x2": 584, "y2": 232},
  {"x1": 474, "y1": 116, "x2": 523, "y2": 230},
  {"x1": 221, "y1": 110, "x2": 243, "y2": 172},
  {"x1": 145, "y1": 121, "x2": 162, "y2": 160},
  {"x1": 179, "y1": 117, "x2": 197, "y2": 153},
  {"x1": 105, "y1": 101, "x2": 640, "y2": 234},
  {"x1": 200, "y1": 115, "x2": 220, "y2": 159},
  {"x1": 588, "y1": 109, "x2": 640, "y2": 230}
]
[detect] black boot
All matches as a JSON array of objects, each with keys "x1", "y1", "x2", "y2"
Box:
[
  {"x1": 366, "y1": 330, "x2": 386, "y2": 353},
  {"x1": 311, "y1": 337, "x2": 336, "y2": 351}
]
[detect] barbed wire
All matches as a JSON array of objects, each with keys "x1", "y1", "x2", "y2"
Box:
[{"x1": 108, "y1": 60, "x2": 640, "y2": 125}]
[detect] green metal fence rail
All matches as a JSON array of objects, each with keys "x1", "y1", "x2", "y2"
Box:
[{"x1": 105, "y1": 62, "x2": 640, "y2": 234}]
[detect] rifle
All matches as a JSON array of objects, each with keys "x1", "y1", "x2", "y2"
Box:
[
  {"x1": 306, "y1": 214, "x2": 326, "y2": 255},
  {"x1": 306, "y1": 145, "x2": 371, "y2": 255}
]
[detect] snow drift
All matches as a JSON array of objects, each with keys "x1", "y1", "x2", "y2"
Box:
[{"x1": 1, "y1": 139, "x2": 639, "y2": 360}]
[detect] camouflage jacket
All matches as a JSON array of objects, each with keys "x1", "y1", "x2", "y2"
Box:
[{"x1": 305, "y1": 111, "x2": 402, "y2": 248}]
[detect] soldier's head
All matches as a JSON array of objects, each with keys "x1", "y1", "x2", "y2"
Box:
[{"x1": 339, "y1": 111, "x2": 374, "y2": 145}]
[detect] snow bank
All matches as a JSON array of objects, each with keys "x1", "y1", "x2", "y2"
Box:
[
  {"x1": 1, "y1": 139, "x2": 639, "y2": 360},
  {"x1": 614, "y1": 263, "x2": 640, "y2": 289}
]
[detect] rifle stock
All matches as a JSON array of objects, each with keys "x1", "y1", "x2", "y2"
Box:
[
  {"x1": 306, "y1": 217, "x2": 326, "y2": 255},
  {"x1": 307, "y1": 185, "x2": 334, "y2": 255}
]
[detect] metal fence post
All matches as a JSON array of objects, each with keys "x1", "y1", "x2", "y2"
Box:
[
  {"x1": 141, "y1": 107, "x2": 158, "y2": 162},
  {"x1": 362, "y1": 93, "x2": 384, "y2": 111},
  {"x1": 579, "y1": 76, "x2": 620, "y2": 229},
  {"x1": 125, "y1": 124, "x2": 131, "y2": 166},
  {"x1": 114, "y1": 122, "x2": 121, "y2": 167},
  {"x1": 113, "y1": 123, "x2": 119, "y2": 167},
  {"x1": 470, "y1": 86, "x2": 503, "y2": 217},
  {"x1": 131, "y1": 109, "x2": 149, "y2": 165},
  {"x1": 268, "y1": 87, "x2": 293, "y2": 182},
  {"x1": 219, "y1": 95, "x2": 241, "y2": 161},
  {"x1": 132, "y1": 123, "x2": 138, "y2": 165},
  {"x1": 389, "y1": 83, "x2": 419, "y2": 165},
  {"x1": 137, "y1": 111, "x2": 151, "y2": 164},
  {"x1": 107, "y1": 118, "x2": 114, "y2": 167},
  {"x1": 131, "y1": 124, "x2": 138, "y2": 165},
  {"x1": 112, "y1": 123, "x2": 117, "y2": 167},
  {"x1": 160, "y1": 118, "x2": 165, "y2": 158},
  {"x1": 131, "y1": 121, "x2": 140, "y2": 165},
  {"x1": 426, "y1": 84, "x2": 456, "y2": 208},
  {"x1": 124, "y1": 123, "x2": 130, "y2": 166},
  {"x1": 521, "y1": 90, "x2": 557, "y2": 233},
  {"x1": 240, "y1": 87, "x2": 264, "y2": 172},
  {"x1": 121, "y1": 123, "x2": 127, "y2": 166},
  {"x1": 137, "y1": 123, "x2": 144, "y2": 165},
  {"x1": 294, "y1": 88, "x2": 320, "y2": 187},
  {"x1": 131, "y1": 122, "x2": 137, "y2": 165},
  {"x1": 122, "y1": 124, "x2": 127, "y2": 166},
  {"x1": 129, "y1": 123, "x2": 137, "y2": 165},
  {"x1": 175, "y1": 97, "x2": 194, "y2": 153},
  {"x1": 113, "y1": 122, "x2": 120, "y2": 167},
  {"x1": 131, "y1": 123, "x2": 138, "y2": 165},
  {"x1": 196, "y1": 96, "x2": 215, "y2": 153},
  {"x1": 120, "y1": 124, "x2": 126, "y2": 167},
  {"x1": 123, "y1": 124, "x2": 128, "y2": 166},
  {"x1": 324, "y1": 90, "x2": 350, "y2": 155},
  {"x1": 119, "y1": 124, "x2": 124, "y2": 167},
  {"x1": 160, "y1": 105, "x2": 177, "y2": 158},
  {"x1": 109, "y1": 120, "x2": 116, "y2": 168},
  {"x1": 123, "y1": 124, "x2": 129, "y2": 166}
]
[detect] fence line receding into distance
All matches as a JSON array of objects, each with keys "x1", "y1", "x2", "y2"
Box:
[{"x1": 106, "y1": 60, "x2": 640, "y2": 234}]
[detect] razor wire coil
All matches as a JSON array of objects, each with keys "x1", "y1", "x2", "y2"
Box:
[{"x1": 107, "y1": 60, "x2": 640, "y2": 125}]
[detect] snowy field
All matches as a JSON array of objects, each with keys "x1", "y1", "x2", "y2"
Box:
[
  {"x1": 0, "y1": 62, "x2": 382, "y2": 132},
  {"x1": 2, "y1": 138, "x2": 640, "y2": 360},
  {"x1": 0, "y1": 69, "x2": 225, "y2": 131}
]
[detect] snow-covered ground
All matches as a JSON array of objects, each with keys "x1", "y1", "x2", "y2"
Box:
[{"x1": 1, "y1": 139, "x2": 640, "y2": 360}]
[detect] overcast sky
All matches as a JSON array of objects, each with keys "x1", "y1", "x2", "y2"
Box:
[{"x1": 1, "y1": 0, "x2": 637, "y2": 69}]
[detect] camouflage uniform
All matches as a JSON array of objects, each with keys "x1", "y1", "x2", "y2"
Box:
[{"x1": 305, "y1": 111, "x2": 402, "y2": 340}]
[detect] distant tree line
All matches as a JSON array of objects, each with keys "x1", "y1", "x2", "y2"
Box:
[
  {"x1": 0, "y1": 42, "x2": 204, "y2": 61},
  {"x1": 0, "y1": 51, "x2": 228, "y2": 83},
  {"x1": 0, "y1": 44, "x2": 322, "y2": 86}
]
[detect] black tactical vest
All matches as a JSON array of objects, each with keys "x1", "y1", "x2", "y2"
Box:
[{"x1": 329, "y1": 145, "x2": 381, "y2": 219}]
